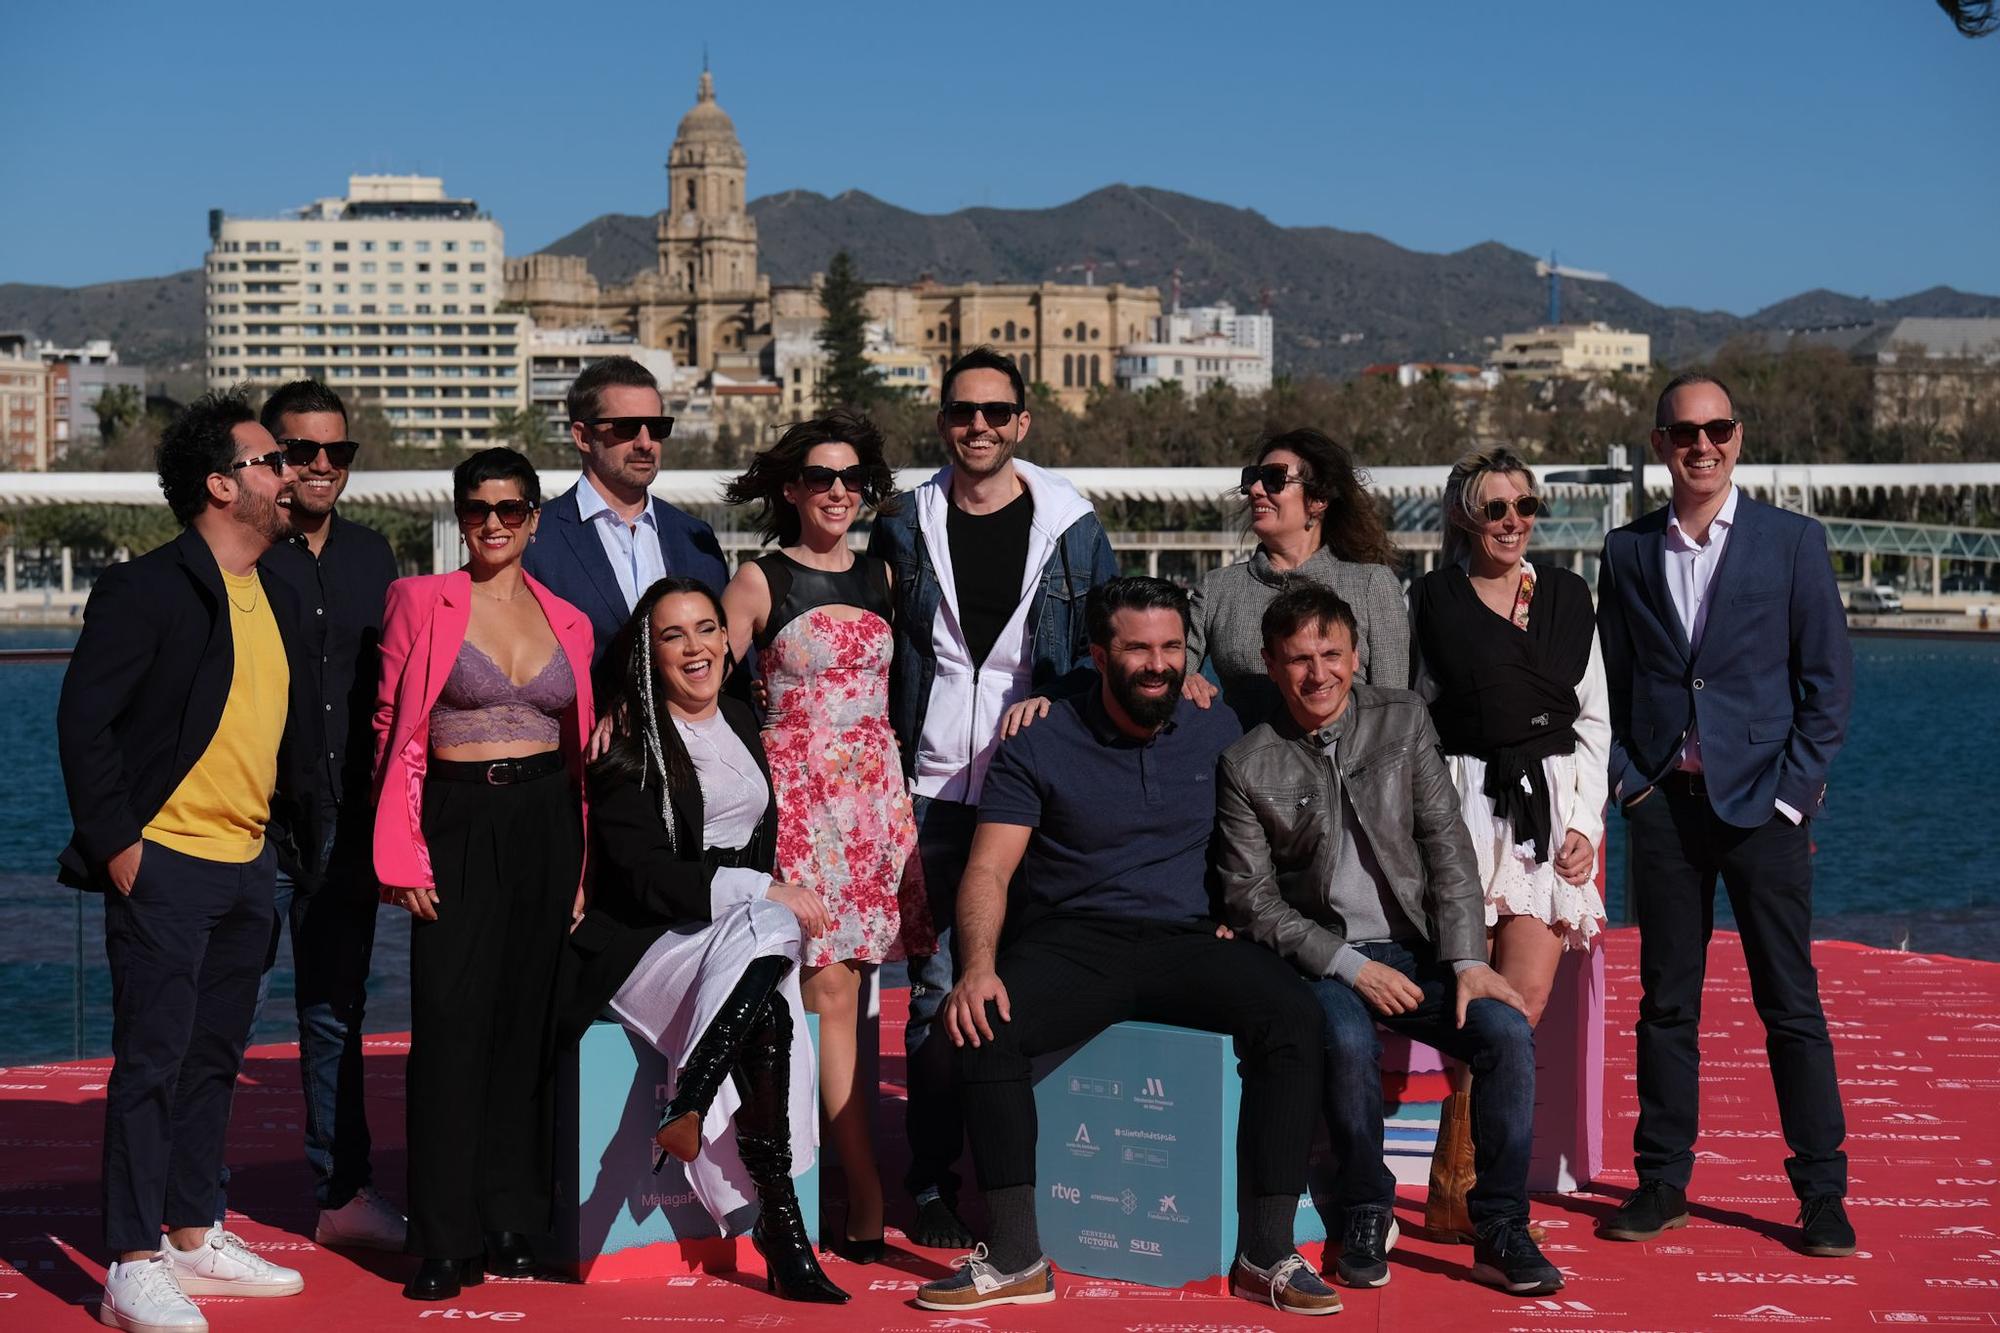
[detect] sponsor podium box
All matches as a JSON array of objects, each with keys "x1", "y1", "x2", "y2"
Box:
[
  {"x1": 555, "y1": 1014, "x2": 819, "y2": 1281},
  {"x1": 1032, "y1": 946, "x2": 1603, "y2": 1288}
]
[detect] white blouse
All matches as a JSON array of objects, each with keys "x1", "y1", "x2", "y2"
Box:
[{"x1": 672, "y1": 710, "x2": 774, "y2": 915}]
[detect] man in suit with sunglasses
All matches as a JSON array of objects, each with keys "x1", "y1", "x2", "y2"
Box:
[
  {"x1": 254, "y1": 380, "x2": 407, "y2": 1251},
  {"x1": 1595, "y1": 372, "x2": 1856, "y2": 1258},
  {"x1": 868, "y1": 345, "x2": 1120, "y2": 1247},
  {"x1": 525, "y1": 356, "x2": 729, "y2": 679}
]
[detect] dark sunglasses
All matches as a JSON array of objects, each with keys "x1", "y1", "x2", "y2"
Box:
[
  {"x1": 227, "y1": 449, "x2": 291, "y2": 476},
  {"x1": 455, "y1": 499, "x2": 538, "y2": 528},
  {"x1": 275, "y1": 437, "x2": 360, "y2": 469},
  {"x1": 1478, "y1": 495, "x2": 1542, "y2": 522},
  {"x1": 1659, "y1": 418, "x2": 1737, "y2": 448},
  {"x1": 580, "y1": 415, "x2": 675, "y2": 444},
  {"x1": 798, "y1": 464, "x2": 872, "y2": 498},
  {"x1": 942, "y1": 399, "x2": 1022, "y2": 428},
  {"x1": 1239, "y1": 463, "x2": 1306, "y2": 496}
]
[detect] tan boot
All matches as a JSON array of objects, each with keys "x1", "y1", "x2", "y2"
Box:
[
  {"x1": 1418, "y1": 1085, "x2": 1476, "y2": 1243},
  {"x1": 1417, "y1": 1078, "x2": 1546, "y2": 1244}
]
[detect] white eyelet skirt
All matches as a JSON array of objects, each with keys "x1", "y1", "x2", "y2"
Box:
[{"x1": 1445, "y1": 751, "x2": 1607, "y2": 952}]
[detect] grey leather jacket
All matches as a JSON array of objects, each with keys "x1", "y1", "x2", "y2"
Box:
[{"x1": 1214, "y1": 681, "x2": 1485, "y2": 977}]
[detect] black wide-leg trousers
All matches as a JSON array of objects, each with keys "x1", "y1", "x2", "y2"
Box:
[{"x1": 405, "y1": 768, "x2": 581, "y2": 1259}]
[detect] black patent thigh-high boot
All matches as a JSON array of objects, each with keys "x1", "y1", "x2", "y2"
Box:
[
  {"x1": 656, "y1": 955, "x2": 794, "y2": 1167},
  {"x1": 733, "y1": 993, "x2": 849, "y2": 1304}
]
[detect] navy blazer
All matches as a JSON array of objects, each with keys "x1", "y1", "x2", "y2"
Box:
[
  {"x1": 1596, "y1": 493, "x2": 1853, "y2": 828},
  {"x1": 523, "y1": 480, "x2": 730, "y2": 675},
  {"x1": 56, "y1": 526, "x2": 323, "y2": 892}
]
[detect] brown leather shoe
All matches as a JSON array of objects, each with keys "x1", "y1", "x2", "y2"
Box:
[{"x1": 1230, "y1": 1253, "x2": 1343, "y2": 1316}]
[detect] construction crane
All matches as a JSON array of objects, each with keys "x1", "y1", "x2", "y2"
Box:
[
  {"x1": 1052, "y1": 257, "x2": 1123, "y2": 286},
  {"x1": 1534, "y1": 251, "x2": 1610, "y2": 325}
]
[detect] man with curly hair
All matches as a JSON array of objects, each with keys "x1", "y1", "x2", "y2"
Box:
[{"x1": 58, "y1": 389, "x2": 323, "y2": 1333}]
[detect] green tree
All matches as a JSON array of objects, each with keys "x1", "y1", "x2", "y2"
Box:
[
  {"x1": 93, "y1": 384, "x2": 144, "y2": 450},
  {"x1": 816, "y1": 251, "x2": 880, "y2": 410}
]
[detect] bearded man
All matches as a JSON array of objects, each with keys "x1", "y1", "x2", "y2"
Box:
[{"x1": 913, "y1": 577, "x2": 1336, "y2": 1318}]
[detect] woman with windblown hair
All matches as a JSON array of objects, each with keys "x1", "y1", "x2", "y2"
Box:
[{"x1": 555, "y1": 576, "x2": 848, "y2": 1304}]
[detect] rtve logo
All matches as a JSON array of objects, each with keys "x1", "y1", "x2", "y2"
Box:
[{"x1": 1049, "y1": 1182, "x2": 1081, "y2": 1204}]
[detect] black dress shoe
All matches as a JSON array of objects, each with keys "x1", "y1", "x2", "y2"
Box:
[
  {"x1": 1797, "y1": 1195, "x2": 1856, "y2": 1257},
  {"x1": 404, "y1": 1256, "x2": 483, "y2": 1301},
  {"x1": 825, "y1": 1233, "x2": 886, "y2": 1265},
  {"x1": 483, "y1": 1231, "x2": 538, "y2": 1278},
  {"x1": 907, "y1": 1195, "x2": 974, "y2": 1250},
  {"x1": 1598, "y1": 1180, "x2": 1689, "y2": 1241}
]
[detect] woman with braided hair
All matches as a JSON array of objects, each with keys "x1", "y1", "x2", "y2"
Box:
[{"x1": 556, "y1": 576, "x2": 848, "y2": 1304}]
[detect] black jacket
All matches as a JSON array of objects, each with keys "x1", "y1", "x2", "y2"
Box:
[
  {"x1": 56, "y1": 527, "x2": 323, "y2": 893},
  {"x1": 556, "y1": 695, "x2": 777, "y2": 1046}
]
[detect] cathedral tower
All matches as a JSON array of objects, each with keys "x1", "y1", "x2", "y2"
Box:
[{"x1": 659, "y1": 70, "x2": 760, "y2": 307}]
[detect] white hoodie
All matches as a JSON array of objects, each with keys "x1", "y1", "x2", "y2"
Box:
[{"x1": 911, "y1": 458, "x2": 1098, "y2": 805}]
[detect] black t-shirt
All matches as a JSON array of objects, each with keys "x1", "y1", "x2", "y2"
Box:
[{"x1": 947, "y1": 490, "x2": 1035, "y2": 668}]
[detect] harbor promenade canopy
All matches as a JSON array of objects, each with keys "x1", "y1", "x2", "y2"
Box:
[
  {"x1": 6, "y1": 461, "x2": 2000, "y2": 509},
  {"x1": 5, "y1": 465, "x2": 1998, "y2": 579}
]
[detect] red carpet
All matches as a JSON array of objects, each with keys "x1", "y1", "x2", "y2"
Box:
[{"x1": 5, "y1": 927, "x2": 1999, "y2": 1330}]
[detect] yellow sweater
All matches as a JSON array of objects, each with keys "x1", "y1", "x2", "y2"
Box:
[{"x1": 144, "y1": 568, "x2": 290, "y2": 863}]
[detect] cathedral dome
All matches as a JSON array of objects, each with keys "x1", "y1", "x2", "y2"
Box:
[{"x1": 674, "y1": 71, "x2": 741, "y2": 149}]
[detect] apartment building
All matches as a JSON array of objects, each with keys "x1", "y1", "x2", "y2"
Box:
[{"x1": 205, "y1": 174, "x2": 527, "y2": 446}]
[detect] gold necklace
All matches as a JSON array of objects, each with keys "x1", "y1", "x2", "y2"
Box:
[
  {"x1": 226, "y1": 580, "x2": 260, "y2": 613},
  {"x1": 471, "y1": 583, "x2": 530, "y2": 602}
]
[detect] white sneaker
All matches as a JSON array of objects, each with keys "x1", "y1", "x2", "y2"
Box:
[
  {"x1": 99, "y1": 1254, "x2": 207, "y2": 1333},
  {"x1": 160, "y1": 1225, "x2": 305, "y2": 1297},
  {"x1": 314, "y1": 1186, "x2": 409, "y2": 1251}
]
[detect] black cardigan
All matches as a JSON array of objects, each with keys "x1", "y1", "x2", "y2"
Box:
[{"x1": 555, "y1": 695, "x2": 778, "y2": 1046}]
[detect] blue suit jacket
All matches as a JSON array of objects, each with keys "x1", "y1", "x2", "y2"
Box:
[
  {"x1": 523, "y1": 480, "x2": 730, "y2": 675},
  {"x1": 1596, "y1": 493, "x2": 1853, "y2": 828}
]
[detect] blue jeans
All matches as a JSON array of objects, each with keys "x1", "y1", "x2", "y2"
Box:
[
  {"x1": 252, "y1": 820, "x2": 381, "y2": 1211},
  {"x1": 1309, "y1": 940, "x2": 1536, "y2": 1231},
  {"x1": 902, "y1": 795, "x2": 977, "y2": 1200}
]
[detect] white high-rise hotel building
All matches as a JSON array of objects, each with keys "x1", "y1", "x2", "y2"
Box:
[{"x1": 204, "y1": 174, "x2": 528, "y2": 445}]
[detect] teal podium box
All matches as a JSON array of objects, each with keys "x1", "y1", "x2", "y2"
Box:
[
  {"x1": 555, "y1": 1013, "x2": 818, "y2": 1281},
  {"x1": 1032, "y1": 948, "x2": 1607, "y2": 1288},
  {"x1": 1032, "y1": 1021, "x2": 1321, "y2": 1289}
]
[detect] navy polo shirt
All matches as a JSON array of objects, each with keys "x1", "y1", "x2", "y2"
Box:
[{"x1": 978, "y1": 687, "x2": 1243, "y2": 921}]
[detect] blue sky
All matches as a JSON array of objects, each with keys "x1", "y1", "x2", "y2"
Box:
[{"x1": 2, "y1": 0, "x2": 1995, "y2": 314}]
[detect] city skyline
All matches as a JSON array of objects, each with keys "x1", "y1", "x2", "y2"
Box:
[{"x1": 2, "y1": 0, "x2": 1996, "y2": 315}]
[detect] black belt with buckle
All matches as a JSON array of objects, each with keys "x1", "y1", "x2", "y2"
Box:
[{"x1": 428, "y1": 750, "x2": 564, "y2": 785}]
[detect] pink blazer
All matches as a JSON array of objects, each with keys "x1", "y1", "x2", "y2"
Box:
[{"x1": 372, "y1": 569, "x2": 596, "y2": 895}]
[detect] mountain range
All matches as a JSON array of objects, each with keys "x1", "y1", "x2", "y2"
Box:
[{"x1": 5, "y1": 185, "x2": 1995, "y2": 383}]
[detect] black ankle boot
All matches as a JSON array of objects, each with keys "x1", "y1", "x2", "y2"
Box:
[
  {"x1": 403, "y1": 1255, "x2": 483, "y2": 1301},
  {"x1": 733, "y1": 995, "x2": 849, "y2": 1304},
  {"x1": 656, "y1": 955, "x2": 792, "y2": 1167},
  {"x1": 483, "y1": 1231, "x2": 537, "y2": 1278}
]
